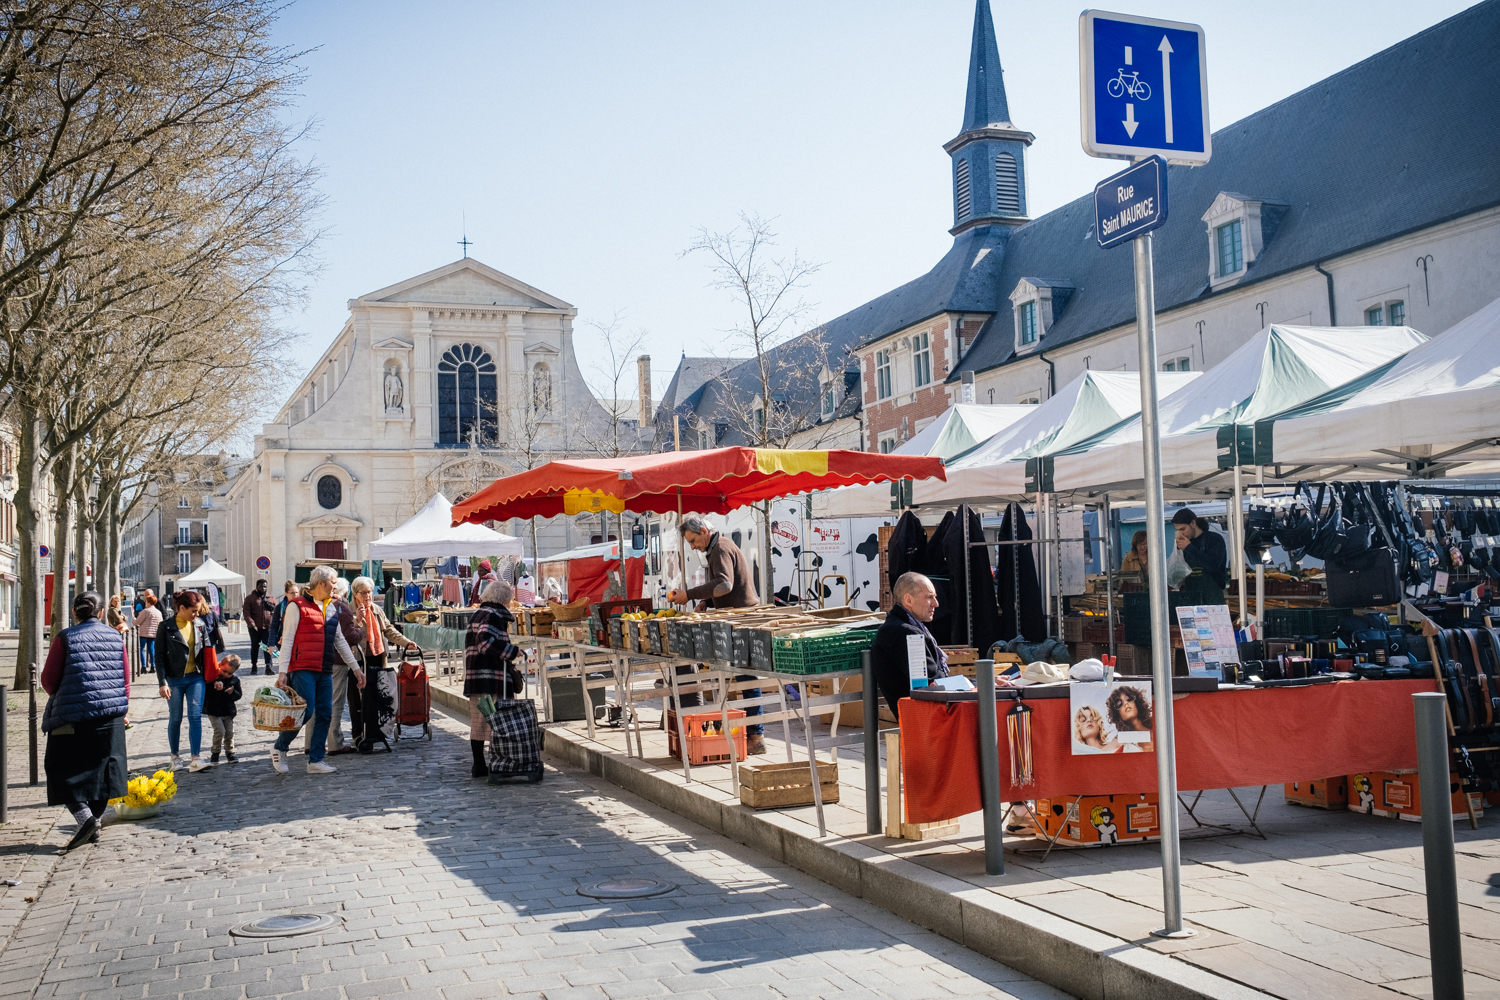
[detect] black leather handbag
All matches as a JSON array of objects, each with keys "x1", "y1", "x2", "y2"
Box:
[{"x1": 1324, "y1": 550, "x2": 1403, "y2": 607}]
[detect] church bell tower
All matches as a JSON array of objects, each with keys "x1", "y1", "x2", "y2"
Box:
[{"x1": 945, "y1": 0, "x2": 1034, "y2": 235}]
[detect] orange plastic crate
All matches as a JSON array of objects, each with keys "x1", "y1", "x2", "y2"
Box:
[{"x1": 666, "y1": 709, "x2": 747, "y2": 765}]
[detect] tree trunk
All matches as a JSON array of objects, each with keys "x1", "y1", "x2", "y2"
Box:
[
  {"x1": 50, "y1": 448, "x2": 76, "y2": 640},
  {"x1": 13, "y1": 409, "x2": 45, "y2": 688},
  {"x1": 74, "y1": 479, "x2": 90, "y2": 603}
]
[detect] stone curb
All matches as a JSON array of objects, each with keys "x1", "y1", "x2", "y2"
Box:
[{"x1": 522, "y1": 711, "x2": 1270, "y2": 1000}]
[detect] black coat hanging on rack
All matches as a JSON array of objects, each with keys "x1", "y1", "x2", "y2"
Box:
[
  {"x1": 997, "y1": 502, "x2": 1047, "y2": 643},
  {"x1": 922, "y1": 510, "x2": 956, "y2": 645},
  {"x1": 886, "y1": 510, "x2": 928, "y2": 592},
  {"x1": 940, "y1": 504, "x2": 1003, "y2": 654}
]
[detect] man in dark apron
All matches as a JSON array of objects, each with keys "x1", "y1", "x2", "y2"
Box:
[{"x1": 1173, "y1": 508, "x2": 1228, "y2": 605}]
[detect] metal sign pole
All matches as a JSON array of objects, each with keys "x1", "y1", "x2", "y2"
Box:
[{"x1": 1133, "y1": 232, "x2": 1190, "y2": 938}]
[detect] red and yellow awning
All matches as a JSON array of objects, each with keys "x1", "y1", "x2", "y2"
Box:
[{"x1": 451, "y1": 448, "x2": 946, "y2": 524}]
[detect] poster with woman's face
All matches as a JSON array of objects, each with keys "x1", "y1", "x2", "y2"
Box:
[{"x1": 1070, "y1": 682, "x2": 1156, "y2": 755}]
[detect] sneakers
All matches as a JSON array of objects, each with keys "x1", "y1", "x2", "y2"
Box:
[
  {"x1": 187, "y1": 756, "x2": 210, "y2": 772},
  {"x1": 170, "y1": 755, "x2": 184, "y2": 771},
  {"x1": 306, "y1": 760, "x2": 337, "y2": 774},
  {"x1": 224, "y1": 750, "x2": 237, "y2": 763},
  {"x1": 210, "y1": 752, "x2": 220, "y2": 764},
  {"x1": 269, "y1": 751, "x2": 289, "y2": 774}
]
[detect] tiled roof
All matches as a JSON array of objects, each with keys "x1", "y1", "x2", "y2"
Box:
[{"x1": 954, "y1": 0, "x2": 1500, "y2": 380}]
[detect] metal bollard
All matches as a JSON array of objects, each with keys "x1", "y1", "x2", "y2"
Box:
[
  {"x1": 976, "y1": 658, "x2": 1004, "y2": 876},
  {"x1": 1, "y1": 683, "x2": 7, "y2": 824},
  {"x1": 1414, "y1": 692, "x2": 1464, "y2": 1000},
  {"x1": 862, "y1": 650, "x2": 880, "y2": 835},
  {"x1": 28, "y1": 662, "x2": 37, "y2": 786}
]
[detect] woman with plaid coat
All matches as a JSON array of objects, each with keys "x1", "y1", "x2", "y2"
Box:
[{"x1": 463, "y1": 579, "x2": 523, "y2": 777}]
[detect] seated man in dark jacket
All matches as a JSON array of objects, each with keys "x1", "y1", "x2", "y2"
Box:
[{"x1": 871, "y1": 572, "x2": 949, "y2": 718}]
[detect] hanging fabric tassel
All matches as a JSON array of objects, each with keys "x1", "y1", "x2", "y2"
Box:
[{"x1": 1006, "y1": 703, "x2": 1034, "y2": 787}]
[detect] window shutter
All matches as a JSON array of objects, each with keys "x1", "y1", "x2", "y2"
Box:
[{"x1": 995, "y1": 153, "x2": 1020, "y2": 214}]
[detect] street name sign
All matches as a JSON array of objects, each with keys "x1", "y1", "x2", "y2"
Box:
[
  {"x1": 1095, "y1": 155, "x2": 1168, "y2": 249},
  {"x1": 1080, "y1": 10, "x2": 1210, "y2": 164}
]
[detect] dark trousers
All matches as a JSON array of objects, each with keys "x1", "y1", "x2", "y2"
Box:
[
  {"x1": 672, "y1": 664, "x2": 701, "y2": 708},
  {"x1": 734, "y1": 675, "x2": 763, "y2": 736},
  {"x1": 246, "y1": 625, "x2": 268, "y2": 671}
]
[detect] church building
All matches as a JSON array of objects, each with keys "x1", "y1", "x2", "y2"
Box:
[{"x1": 225, "y1": 258, "x2": 641, "y2": 585}]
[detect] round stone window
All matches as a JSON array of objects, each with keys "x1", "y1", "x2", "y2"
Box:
[{"x1": 316, "y1": 475, "x2": 342, "y2": 510}]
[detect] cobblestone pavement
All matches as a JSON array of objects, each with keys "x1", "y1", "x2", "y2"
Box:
[{"x1": 0, "y1": 633, "x2": 1070, "y2": 1000}]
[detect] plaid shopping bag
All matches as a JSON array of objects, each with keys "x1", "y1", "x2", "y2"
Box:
[{"x1": 485, "y1": 699, "x2": 541, "y2": 776}]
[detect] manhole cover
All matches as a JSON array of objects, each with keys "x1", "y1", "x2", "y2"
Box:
[
  {"x1": 577, "y1": 878, "x2": 677, "y2": 899},
  {"x1": 230, "y1": 912, "x2": 342, "y2": 938}
]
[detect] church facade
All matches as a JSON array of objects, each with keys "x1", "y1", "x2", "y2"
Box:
[{"x1": 226, "y1": 258, "x2": 639, "y2": 585}]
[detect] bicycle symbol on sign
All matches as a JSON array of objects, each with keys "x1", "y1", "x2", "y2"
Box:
[{"x1": 1106, "y1": 68, "x2": 1151, "y2": 101}]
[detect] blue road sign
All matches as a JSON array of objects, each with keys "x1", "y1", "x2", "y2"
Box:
[
  {"x1": 1080, "y1": 10, "x2": 1210, "y2": 165},
  {"x1": 1095, "y1": 156, "x2": 1168, "y2": 249}
]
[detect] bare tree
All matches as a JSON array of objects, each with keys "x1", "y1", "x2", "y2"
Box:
[{"x1": 682, "y1": 212, "x2": 825, "y2": 597}]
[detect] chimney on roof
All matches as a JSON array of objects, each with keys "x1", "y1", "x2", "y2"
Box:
[{"x1": 637, "y1": 355, "x2": 652, "y2": 426}]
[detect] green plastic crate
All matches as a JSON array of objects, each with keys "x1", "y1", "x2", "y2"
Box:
[{"x1": 771, "y1": 629, "x2": 876, "y2": 675}]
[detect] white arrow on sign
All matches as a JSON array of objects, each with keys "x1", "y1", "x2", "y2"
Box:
[
  {"x1": 1123, "y1": 103, "x2": 1138, "y2": 137},
  {"x1": 1159, "y1": 36, "x2": 1174, "y2": 144}
]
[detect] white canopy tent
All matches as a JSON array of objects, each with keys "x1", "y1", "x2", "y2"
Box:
[
  {"x1": 174, "y1": 558, "x2": 246, "y2": 588},
  {"x1": 1049, "y1": 324, "x2": 1428, "y2": 499},
  {"x1": 1254, "y1": 296, "x2": 1500, "y2": 478},
  {"x1": 811, "y1": 403, "x2": 1034, "y2": 518},
  {"x1": 367, "y1": 492, "x2": 524, "y2": 561},
  {"x1": 914, "y1": 370, "x2": 1200, "y2": 506}
]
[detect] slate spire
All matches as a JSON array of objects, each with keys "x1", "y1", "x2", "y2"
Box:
[{"x1": 962, "y1": 0, "x2": 1011, "y2": 130}]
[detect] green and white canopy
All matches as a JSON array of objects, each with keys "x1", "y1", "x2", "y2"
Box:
[
  {"x1": 811, "y1": 403, "x2": 1033, "y2": 517},
  {"x1": 1251, "y1": 297, "x2": 1500, "y2": 478},
  {"x1": 914, "y1": 370, "x2": 1200, "y2": 506},
  {"x1": 1047, "y1": 324, "x2": 1426, "y2": 498}
]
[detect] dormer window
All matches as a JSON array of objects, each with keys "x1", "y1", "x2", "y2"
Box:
[
  {"x1": 1215, "y1": 220, "x2": 1244, "y2": 277},
  {"x1": 1018, "y1": 302, "x2": 1037, "y2": 345},
  {"x1": 1009, "y1": 277, "x2": 1072, "y2": 353},
  {"x1": 1202, "y1": 192, "x2": 1286, "y2": 290}
]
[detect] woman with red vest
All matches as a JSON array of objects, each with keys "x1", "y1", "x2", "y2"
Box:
[{"x1": 272, "y1": 565, "x2": 364, "y2": 774}]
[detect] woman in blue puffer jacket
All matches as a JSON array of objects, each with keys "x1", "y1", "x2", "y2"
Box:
[{"x1": 41, "y1": 591, "x2": 129, "y2": 853}]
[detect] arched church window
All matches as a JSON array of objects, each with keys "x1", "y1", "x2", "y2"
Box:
[
  {"x1": 955, "y1": 158, "x2": 972, "y2": 219},
  {"x1": 317, "y1": 475, "x2": 342, "y2": 509},
  {"x1": 437, "y1": 344, "x2": 498, "y2": 445},
  {"x1": 995, "y1": 152, "x2": 1020, "y2": 214},
  {"x1": 531, "y1": 362, "x2": 552, "y2": 415}
]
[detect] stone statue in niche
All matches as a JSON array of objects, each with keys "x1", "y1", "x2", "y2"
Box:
[{"x1": 383, "y1": 364, "x2": 404, "y2": 414}]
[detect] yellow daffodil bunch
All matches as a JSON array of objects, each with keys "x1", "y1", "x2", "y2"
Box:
[{"x1": 109, "y1": 769, "x2": 177, "y2": 809}]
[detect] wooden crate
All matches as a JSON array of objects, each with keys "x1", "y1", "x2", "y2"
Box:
[
  {"x1": 738, "y1": 760, "x2": 840, "y2": 809},
  {"x1": 806, "y1": 674, "x2": 895, "y2": 729}
]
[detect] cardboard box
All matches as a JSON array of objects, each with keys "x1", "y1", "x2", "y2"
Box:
[
  {"x1": 1285, "y1": 776, "x2": 1349, "y2": 810},
  {"x1": 1348, "y1": 770, "x2": 1482, "y2": 822},
  {"x1": 1034, "y1": 792, "x2": 1161, "y2": 847},
  {"x1": 807, "y1": 674, "x2": 895, "y2": 729}
]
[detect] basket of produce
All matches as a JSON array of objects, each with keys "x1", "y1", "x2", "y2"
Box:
[
  {"x1": 109, "y1": 768, "x2": 177, "y2": 820},
  {"x1": 250, "y1": 685, "x2": 308, "y2": 732},
  {"x1": 404, "y1": 609, "x2": 437, "y2": 624},
  {"x1": 548, "y1": 596, "x2": 591, "y2": 621}
]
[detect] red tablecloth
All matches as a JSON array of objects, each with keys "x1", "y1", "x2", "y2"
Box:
[{"x1": 899, "y1": 680, "x2": 1432, "y2": 824}]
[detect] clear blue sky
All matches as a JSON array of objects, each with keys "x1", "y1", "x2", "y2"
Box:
[{"x1": 265, "y1": 0, "x2": 1474, "y2": 418}]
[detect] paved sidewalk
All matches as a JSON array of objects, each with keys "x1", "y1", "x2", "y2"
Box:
[
  {"x1": 0, "y1": 640, "x2": 1070, "y2": 1000},
  {"x1": 493, "y1": 672, "x2": 1500, "y2": 1000}
]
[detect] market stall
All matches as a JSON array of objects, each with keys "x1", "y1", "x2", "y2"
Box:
[
  {"x1": 536, "y1": 539, "x2": 644, "y2": 605},
  {"x1": 453, "y1": 447, "x2": 947, "y2": 833},
  {"x1": 174, "y1": 558, "x2": 247, "y2": 619}
]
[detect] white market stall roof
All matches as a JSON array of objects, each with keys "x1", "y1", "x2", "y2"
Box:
[
  {"x1": 538, "y1": 540, "x2": 631, "y2": 562},
  {"x1": 175, "y1": 558, "x2": 246, "y2": 588},
  {"x1": 914, "y1": 370, "x2": 1200, "y2": 506},
  {"x1": 1049, "y1": 324, "x2": 1428, "y2": 496},
  {"x1": 1255, "y1": 296, "x2": 1500, "y2": 476},
  {"x1": 811, "y1": 403, "x2": 1034, "y2": 518},
  {"x1": 367, "y1": 493, "x2": 523, "y2": 560}
]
